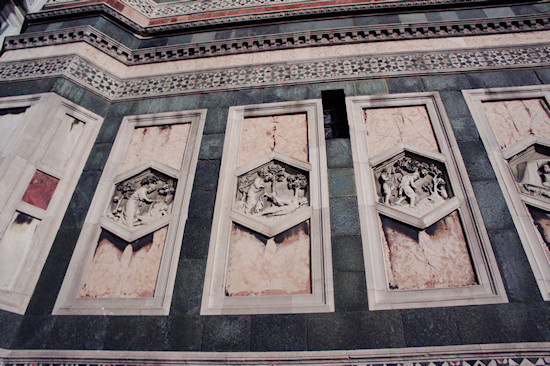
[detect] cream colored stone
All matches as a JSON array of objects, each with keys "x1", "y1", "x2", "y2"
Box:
[
  {"x1": 364, "y1": 106, "x2": 439, "y2": 157},
  {"x1": 483, "y1": 99, "x2": 550, "y2": 149},
  {"x1": 120, "y1": 123, "x2": 190, "y2": 172},
  {"x1": 3, "y1": 31, "x2": 550, "y2": 78},
  {"x1": 42, "y1": 115, "x2": 85, "y2": 169},
  {"x1": 0, "y1": 213, "x2": 40, "y2": 291},
  {"x1": 238, "y1": 114, "x2": 308, "y2": 168},
  {"x1": 79, "y1": 226, "x2": 167, "y2": 298},
  {"x1": 225, "y1": 222, "x2": 311, "y2": 296},
  {"x1": 381, "y1": 211, "x2": 476, "y2": 290}
]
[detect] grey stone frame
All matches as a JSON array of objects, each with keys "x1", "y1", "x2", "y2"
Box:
[
  {"x1": 346, "y1": 92, "x2": 507, "y2": 310},
  {"x1": 463, "y1": 86, "x2": 550, "y2": 301},
  {"x1": 53, "y1": 109, "x2": 206, "y2": 316},
  {"x1": 200, "y1": 100, "x2": 334, "y2": 315},
  {"x1": 0, "y1": 93, "x2": 103, "y2": 314}
]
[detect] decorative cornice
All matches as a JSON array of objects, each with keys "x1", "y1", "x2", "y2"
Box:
[
  {"x1": 29, "y1": 0, "x2": 537, "y2": 34},
  {"x1": 1, "y1": 43, "x2": 549, "y2": 100},
  {"x1": 5, "y1": 14, "x2": 550, "y2": 65},
  {"x1": 0, "y1": 342, "x2": 549, "y2": 364}
]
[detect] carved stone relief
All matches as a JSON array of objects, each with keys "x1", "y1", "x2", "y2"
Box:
[
  {"x1": 234, "y1": 160, "x2": 309, "y2": 224},
  {"x1": 374, "y1": 155, "x2": 451, "y2": 217},
  {"x1": 508, "y1": 144, "x2": 550, "y2": 201},
  {"x1": 106, "y1": 169, "x2": 176, "y2": 229}
]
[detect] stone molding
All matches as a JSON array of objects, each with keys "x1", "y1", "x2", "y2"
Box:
[
  {"x1": 1, "y1": 43, "x2": 550, "y2": 100},
  {"x1": 31, "y1": 0, "x2": 523, "y2": 31},
  {"x1": 5, "y1": 13, "x2": 550, "y2": 65},
  {"x1": 0, "y1": 343, "x2": 549, "y2": 364}
]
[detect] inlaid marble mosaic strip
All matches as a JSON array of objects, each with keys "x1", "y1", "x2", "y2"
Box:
[{"x1": 1, "y1": 46, "x2": 550, "y2": 100}]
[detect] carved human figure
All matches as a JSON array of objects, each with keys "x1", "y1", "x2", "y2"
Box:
[
  {"x1": 541, "y1": 162, "x2": 550, "y2": 187},
  {"x1": 396, "y1": 171, "x2": 420, "y2": 207},
  {"x1": 261, "y1": 193, "x2": 307, "y2": 216},
  {"x1": 379, "y1": 169, "x2": 395, "y2": 205},
  {"x1": 124, "y1": 181, "x2": 156, "y2": 226},
  {"x1": 245, "y1": 176, "x2": 266, "y2": 215}
]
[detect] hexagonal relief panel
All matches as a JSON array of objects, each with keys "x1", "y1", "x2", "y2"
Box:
[
  {"x1": 102, "y1": 167, "x2": 177, "y2": 241},
  {"x1": 508, "y1": 142, "x2": 550, "y2": 207},
  {"x1": 231, "y1": 157, "x2": 310, "y2": 237},
  {"x1": 371, "y1": 146, "x2": 459, "y2": 229}
]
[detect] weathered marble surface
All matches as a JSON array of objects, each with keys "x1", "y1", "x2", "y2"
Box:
[
  {"x1": 483, "y1": 99, "x2": 550, "y2": 149},
  {"x1": 380, "y1": 211, "x2": 476, "y2": 290},
  {"x1": 527, "y1": 205, "x2": 550, "y2": 262},
  {"x1": 364, "y1": 106, "x2": 439, "y2": 158},
  {"x1": 0, "y1": 110, "x2": 26, "y2": 153},
  {"x1": 80, "y1": 227, "x2": 167, "y2": 298},
  {"x1": 42, "y1": 116, "x2": 85, "y2": 169},
  {"x1": 225, "y1": 222, "x2": 311, "y2": 296},
  {"x1": 21, "y1": 170, "x2": 59, "y2": 210},
  {"x1": 0, "y1": 212, "x2": 39, "y2": 290},
  {"x1": 120, "y1": 124, "x2": 190, "y2": 172},
  {"x1": 238, "y1": 114, "x2": 308, "y2": 168}
]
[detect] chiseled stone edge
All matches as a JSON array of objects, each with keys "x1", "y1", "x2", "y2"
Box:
[
  {"x1": 0, "y1": 342, "x2": 549, "y2": 364},
  {"x1": 31, "y1": 0, "x2": 515, "y2": 32},
  {"x1": 5, "y1": 14, "x2": 550, "y2": 65},
  {"x1": 1, "y1": 44, "x2": 549, "y2": 100}
]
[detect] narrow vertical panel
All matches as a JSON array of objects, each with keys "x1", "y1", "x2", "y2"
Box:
[
  {"x1": 21, "y1": 170, "x2": 60, "y2": 210},
  {"x1": 0, "y1": 212, "x2": 40, "y2": 291},
  {"x1": 41, "y1": 115, "x2": 85, "y2": 169}
]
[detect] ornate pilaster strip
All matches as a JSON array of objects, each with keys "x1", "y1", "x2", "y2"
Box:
[
  {"x1": 5, "y1": 15, "x2": 550, "y2": 65},
  {"x1": 1, "y1": 45, "x2": 549, "y2": 100}
]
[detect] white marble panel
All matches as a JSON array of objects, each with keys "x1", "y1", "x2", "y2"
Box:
[{"x1": 42, "y1": 115, "x2": 85, "y2": 169}]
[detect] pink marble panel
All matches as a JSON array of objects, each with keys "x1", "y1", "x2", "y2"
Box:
[
  {"x1": 225, "y1": 221, "x2": 311, "y2": 296},
  {"x1": 527, "y1": 205, "x2": 550, "y2": 262},
  {"x1": 120, "y1": 124, "x2": 190, "y2": 172},
  {"x1": 380, "y1": 211, "x2": 476, "y2": 290},
  {"x1": 482, "y1": 99, "x2": 550, "y2": 149},
  {"x1": 364, "y1": 106, "x2": 439, "y2": 158},
  {"x1": 21, "y1": 170, "x2": 60, "y2": 210},
  {"x1": 238, "y1": 114, "x2": 308, "y2": 168},
  {"x1": 80, "y1": 227, "x2": 167, "y2": 298}
]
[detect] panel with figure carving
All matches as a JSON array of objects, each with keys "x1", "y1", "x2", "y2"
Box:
[
  {"x1": 54, "y1": 110, "x2": 205, "y2": 315},
  {"x1": 464, "y1": 86, "x2": 550, "y2": 301},
  {"x1": 201, "y1": 100, "x2": 333, "y2": 315},
  {"x1": 347, "y1": 92, "x2": 507, "y2": 310}
]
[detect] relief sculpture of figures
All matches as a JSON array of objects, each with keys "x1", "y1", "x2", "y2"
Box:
[
  {"x1": 235, "y1": 161, "x2": 308, "y2": 221},
  {"x1": 518, "y1": 159, "x2": 550, "y2": 199},
  {"x1": 107, "y1": 170, "x2": 176, "y2": 228},
  {"x1": 377, "y1": 156, "x2": 449, "y2": 215}
]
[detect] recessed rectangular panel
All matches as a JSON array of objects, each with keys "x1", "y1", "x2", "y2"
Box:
[
  {"x1": 226, "y1": 221, "x2": 311, "y2": 296},
  {"x1": 21, "y1": 170, "x2": 60, "y2": 210},
  {"x1": 238, "y1": 113, "x2": 309, "y2": 168},
  {"x1": 379, "y1": 211, "x2": 476, "y2": 291},
  {"x1": 364, "y1": 106, "x2": 439, "y2": 158},
  {"x1": 42, "y1": 116, "x2": 85, "y2": 169},
  {"x1": 482, "y1": 99, "x2": 550, "y2": 149},
  {"x1": 80, "y1": 226, "x2": 167, "y2": 298},
  {"x1": 0, "y1": 212, "x2": 40, "y2": 291},
  {"x1": 120, "y1": 124, "x2": 190, "y2": 172}
]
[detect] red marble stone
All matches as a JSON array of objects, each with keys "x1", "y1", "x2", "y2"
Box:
[{"x1": 21, "y1": 170, "x2": 60, "y2": 210}]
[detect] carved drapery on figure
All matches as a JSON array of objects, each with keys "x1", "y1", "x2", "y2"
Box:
[
  {"x1": 106, "y1": 169, "x2": 176, "y2": 229},
  {"x1": 235, "y1": 161, "x2": 309, "y2": 223},
  {"x1": 374, "y1": 155, "x2": 450, "y2": 217}
]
